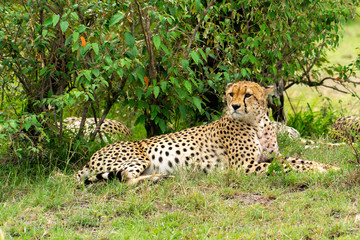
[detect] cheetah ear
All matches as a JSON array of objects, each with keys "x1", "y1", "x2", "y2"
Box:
[
  {"x1": 263, "y1": 85, "x2": 274, "y2": 96},
  {"x1": 226, "y1": 82, "x2": 234, "y2": 89}
]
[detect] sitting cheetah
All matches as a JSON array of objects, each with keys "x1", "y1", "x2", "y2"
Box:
[
  {"x1": 329, "y1": 116, "x2": 360, "y2": 142},
  {"x1": 62, "y1": 117, "x2": 131, "y2": 140},
  {"x1": 77, "y1": 81, "x2": 338, "y2": 185}
]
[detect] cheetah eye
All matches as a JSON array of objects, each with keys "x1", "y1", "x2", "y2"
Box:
[
  {"x1": 244, "y1": 93, "x2": 252, "y2": 99},
  {"x1": 229, "y1": 92, "x2": 233, "y2": 97}
]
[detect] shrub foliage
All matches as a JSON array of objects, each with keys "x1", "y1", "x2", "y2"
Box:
[{"x1": 0, "y1": 0, "x2": 359, "y2": 162}]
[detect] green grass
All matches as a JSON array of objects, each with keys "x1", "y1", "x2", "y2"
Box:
[{"x1": 1, "y1": 135, "x2": 360, "y2": 239}]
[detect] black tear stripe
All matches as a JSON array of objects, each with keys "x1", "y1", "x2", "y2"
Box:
[{"x1": 243, "y1": 97, "x2": 248, "y2": 113}]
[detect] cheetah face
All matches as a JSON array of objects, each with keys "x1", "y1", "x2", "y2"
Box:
[{"x1": 226, "y1": 81, "x2": 273, "y2": 122}]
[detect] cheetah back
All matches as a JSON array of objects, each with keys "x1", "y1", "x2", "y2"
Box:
[{"x1": 330, "y1": 116, "x2": 360, "y2": 142}]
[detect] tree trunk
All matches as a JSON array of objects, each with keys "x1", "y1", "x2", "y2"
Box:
[
  {"x1": 268, "y1": 80, "x2": 286, "y2": 122},
  {"x1": 145, "y1": 118, "x2": 161, "y2": 138}
]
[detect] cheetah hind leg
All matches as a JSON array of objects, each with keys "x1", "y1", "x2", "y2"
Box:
[
  {"x1": 77, "y1": 166, "x2": 174, "y2": 185},
  {"x1": 85, "y1": 172, "x2": 174, "y2": 185}
]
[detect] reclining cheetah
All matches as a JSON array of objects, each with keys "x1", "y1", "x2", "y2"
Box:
[
  {"x1": 270, "y1": 121, "x2": 300, "y2": 139},
  {"x1": 330, "y1": 116, "x2": 360, "y2": 142},
  {"x1": 297, "y1": 116, "x2": 360, "y2": 149},
  {"x1": 62, "y1": 117, "x2": 131, "y2": 140},
  {"x1": 77, "y1": 81, "x2": 338, "y2": 185}
]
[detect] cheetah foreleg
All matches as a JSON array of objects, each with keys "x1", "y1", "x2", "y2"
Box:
[{"x1": 126, "y1": 174, "x2": 175, "y2": 185}]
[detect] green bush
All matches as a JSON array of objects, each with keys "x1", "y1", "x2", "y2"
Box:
[
  {"x1": 287, "y1": 101, "x2": 339, "y2": 138},
  {"x1": 0, "y1": 0, "x2": 359, "y2": 165}
]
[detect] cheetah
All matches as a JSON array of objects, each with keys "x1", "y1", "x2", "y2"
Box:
[
  {"x1": 329, "y1": 116, "x2": 360, "y2": 142},
  {"x1": 300, "y1": 116, "x2": 360, "y2": 149},
  {"x1": 270, "y1": 121, "x2": 300, "y2": 139},
  {"x1": 62, "y1": 117, "x2": 131, "y2": 141},
  {"x1": 77, "y1": 81, "x2": 338, "y2": 185}
]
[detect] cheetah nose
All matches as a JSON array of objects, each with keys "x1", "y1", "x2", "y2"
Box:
[{"x1": 232, "y1": 104, "x2": 240, "y2": 110}]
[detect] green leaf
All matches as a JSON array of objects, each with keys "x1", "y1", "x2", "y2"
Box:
[
  {"x1": 190, "y1": 51, "x2": 200, "y2": 65},
  {"x1": 77, "y1": 25, "x2": 86, "y2": 33},
  {"x1": 109, "y1": 13, "x2": 125, "y2": 27},
  {"x1": 73, "y1": 32, "x2": 79, "y2": 43},
  {"x1": 153, "y1": 35, "x2": 161, "y2": 50},
  {"x1": 248, "y1": 55, "x2": 257, "y2": 64},
  {"x1": 179, "y1": 105, "x2": 187, "y2": 120},
  {"x1": 65, "y1": 35, "x2": 72, "y2": 46},
  {"x1": 43, "y1": 16, "x2": 53, "y2": 26},
  {"x1": 71, "y1": 12, "x2": 79, "y2": 21},
  {"x1": 184, "y1": 80, "x2": 192, "y2": 94},
  {"x1": 135, "y1": 88, "x2": 143, "y2": 100},
  {"x1": 170, "y1": 77, "x2": 180, "y2": 87},
  {"x1": 198, "y1": 48, "x2": 207, "y2": 61},
  {"x1": 241, "y1": 68, "x2": 248, "y2": 77},
  {"x1": 42, "y1": 29, "x2": 48, "y2": 37},
  {"x1": 52, "y1": 14, "x2": 60, "y2": 27},
  {"x1": 195, "y1": 0, "x2": 201, "y2": 11},
  {"x1": 72, "y1": 42, "x2": 79, "y2": 52},
  {"x1": 160, "y1": 81, "x2": 168, "y2": 92},
  {"x1": 104, "y1": 56, "x2": 113, "y2": 65},
  {"x1": 145, "y1": 87, "x2": 153, "y2": 98},
  {"x1": 80, "y1": 44, "x2": 91, "y2": 56},
  {"x1": 117, "y1": 68, "x2": 124, "y2": 78},
  {"x1": 39, "y1": 66, "x2": 48, "y2": 76},
  {"x1": 242, "y1": 55, "x2": 249, "y2": 64},
  {"x1": 271, "y1": 67, "x2": 277, "y2": 75},
  {"x1": 192, "y1": 97, "x2": 202, "y2": 112},
  {"x1": 222, "y1": 73, "x2": 231, "y2": 84},
  {"x1": 153, "y1": 86, "x2": 160, "y2": 98},
  {"x1": 135, "y1": 66, "x2": 145, "y2": 81},
  {"x1": 84, "y1": 70, "x2": 92, "y2": 81},
  {"x1": 135, "y1": 115, "x2": 145, "y2": 126},
  {"x1": 22, "y1": 121, "x2": 32, "y2": 131},
  {"x1": 138, "y1": 101, "x2": 149, "y2": 110},
  {"x1": 159, "y1": 119, "x2": 166, "y2": 133},
  {"x1": 92, "y1": 69, "x2": 100, "y2": 77},
  {"x1": 60, "y1": 21, "x2": 69, "y2": 33},
  {"x1": 181, "y1": 60, "x2": 189, "y2": 69},
  {"x1": 161, "y1": 44, "x2": 170, "y2": 55},
  {"x1": 92, "y1": 43, "x2": 99, "y2": 55},
  {"x1": 150, "y1": 105, "x2": 160, "y2": 120},
  {"x1": 124, "y1": 32, "x2": 135, "y2": 47}
]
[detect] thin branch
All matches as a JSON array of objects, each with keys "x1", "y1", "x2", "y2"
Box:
[
  {"x1": 135, "y1": 0, "x2": 157, "y2": 80},
  {"x1": 284, "y1": 90, "x2": 296, "y2": 118},
  {"x1": 45, "y1": 3, "x2": 59, "y2": 15},
  {"x1": 185, "y1": 0, "x2": 216, "y2": 58},
  {"x1": 319, "y1": 84, "x2": 349, "y2": 94},
  {"x1": 286, "y1": 76, "x2": 336, "y2": 89},
  {"x1": 75, "y1": 99, "x2": 90, "y2": 139}
]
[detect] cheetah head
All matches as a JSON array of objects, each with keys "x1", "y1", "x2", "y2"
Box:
[{"x1": 225, "y1": 81, "x2": 273, "y2": 123}]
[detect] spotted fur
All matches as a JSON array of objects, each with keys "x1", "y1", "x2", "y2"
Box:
[
  {"x1": 63, "y1": 117, "x2": 131, "y2": 140},
  {"x1": 270, "y1": 121, "x2": 300, "y2": 139},
  {"x1": 330, "y1": 116, "x2": 360, "y2": 142},
  {"x1": 77, "y1": 81, "x2": 338, "y2": 185}
]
